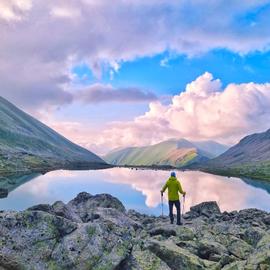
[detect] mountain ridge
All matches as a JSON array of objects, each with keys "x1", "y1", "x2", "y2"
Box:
[
  {"x1": 200, "y1": 128, "x2": 270, "y2": 180},
  {"x1": 0, "y1": 96, "x2": 107, "y2": 174},
  {"x1": 104, "y1": 138, "x2": 228, "y2": 168}
]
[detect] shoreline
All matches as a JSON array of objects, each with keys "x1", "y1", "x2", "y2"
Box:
[
  {"x1": 0, "y1": 162, "x2": 113, "y2": 177},
  {"x1": 108, "y1": 164, "x2": 270, "y2": 181},
  {"x1": 1, "y1": 162, "x2": 269, "y2": 182}
]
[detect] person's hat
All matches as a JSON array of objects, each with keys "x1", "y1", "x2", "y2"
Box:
[{"x1": 171, "y1": 172, "x2": 176, "y2": 177}]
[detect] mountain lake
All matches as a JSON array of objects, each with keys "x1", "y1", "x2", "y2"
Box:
[{"x1": 1, "y1": 168, "x2": 270, "y2": 215}]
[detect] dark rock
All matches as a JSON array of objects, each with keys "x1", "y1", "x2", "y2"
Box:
[
  {"x1": 243, "y1": 227, "x2": 265, "y2": 247},
  {"x1": 189, "y1": 201, "x2": 221, "y2": 218},
  {"x1": 27, "y1": 204, "x2": 52, "y2": 213},
  {"x1": 90, "y1": 193, "x2": 126, "y2": 212},
  {"x1": 51, "y1": 201, "x2": 79, "y2": 221},
  {"x1": 69, "y1": 192, "x2": 125, "y2": 213},
  {"x1": 219, "y1": 254, "x2": 237, "y2": 267},
  {"x1": 0, "y1": 188, "x2": 8, "y2": 198},
  {"x1": 149, "y1": 227, "x2": 176, "y2": 237},
  {"x1": 69, "y1": 192, "x2": 92, "y2": 205},
  {"x1": 197, "y1": 239, "x2": 227, "y2": 261},
  {"x1": 263, "y1": 215, "x2": 270, "y2": 225},
  {"x1": 0, "y1": 253, "x2": 24, "y2": 270}
]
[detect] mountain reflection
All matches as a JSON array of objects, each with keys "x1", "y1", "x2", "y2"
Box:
[{"x1": 0, "y1": 168, "x2": 270, "y2": 214}]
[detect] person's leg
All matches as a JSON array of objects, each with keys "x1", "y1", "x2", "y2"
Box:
[
  {"x1": 169, "y1": 201, "x2": 174, "y2": 224},
  {"x1": 175, "y1": 200, "x2": 181, "y2": 225}
]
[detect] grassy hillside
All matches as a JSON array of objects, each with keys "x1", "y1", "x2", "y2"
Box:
[
  {"x1": 201, "y1": 129, "x2": 270, "y2": 180},
  {"x1": 0, "y1": 96, "x2": 106, "y2": 174},
  {"x1": 104, "y1": 139, "x2": 213, "y2": 168}
]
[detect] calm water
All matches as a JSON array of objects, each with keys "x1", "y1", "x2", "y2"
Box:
[{"x1": 1, "y1": 168, "x2": 270, "y2": 215}]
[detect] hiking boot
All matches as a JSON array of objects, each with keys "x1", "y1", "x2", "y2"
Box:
[{"x1": 177, "y1": 222, "x2": 183, "y2": 226}]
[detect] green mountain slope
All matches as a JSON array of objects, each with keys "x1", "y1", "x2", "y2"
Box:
[
  {"x1": 202, "y1": 129, "x2": 270, "y2": 180},
  {"x1": 104, "y1": 139, "x2": 227, "y2": 168},
  {"x1": 0, "y1": 96, "x2": 106, "y2": 173}
]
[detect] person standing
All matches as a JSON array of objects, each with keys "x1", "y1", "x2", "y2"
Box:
[{"x1": 161, "y1": 172, "x2": 186, "y2": 225}]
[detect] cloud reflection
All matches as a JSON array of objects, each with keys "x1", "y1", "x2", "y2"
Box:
[
  {"x1": 100, "y1": 169, "x2": 269, "y2": 212},
  {"x1": 1, "y1": 168, "x2": 270, "y2": 214}
]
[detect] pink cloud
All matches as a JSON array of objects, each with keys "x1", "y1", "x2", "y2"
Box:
[
  {"x1": 86, "y1": 72, "x2": 270, "y2": 153},
  {"x1": 40, "y1": 73, "x2": 270, "y2": 156}
]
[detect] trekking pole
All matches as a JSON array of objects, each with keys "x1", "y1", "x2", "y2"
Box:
[
  {"x1": 161, "y1": 193, "x2": 164, "y2": 217},
  {"x1": 182, "y1": 194, "x2": 186, "y2": 219}
]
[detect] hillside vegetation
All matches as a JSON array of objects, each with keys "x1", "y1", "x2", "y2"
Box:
[
  {"x1": 201, "y1": 129, "x2": 270, "y2": 180},
  {"x1": 104, "y1": 139, "x2": 228, "y2": 168},
  {"x1": 0, "y1": 96, "x2": 106, "y2": 174}
]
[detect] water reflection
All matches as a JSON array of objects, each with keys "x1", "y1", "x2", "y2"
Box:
[
  {"x1": 0, "y1": 168, "x2": 270, "y2": 215},
  {"x1": 0, "y1": 173, "x2": 40, "y2": 193}
]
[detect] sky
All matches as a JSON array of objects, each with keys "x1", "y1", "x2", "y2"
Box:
[{"x1": 1, "y1": 0, "x2": 270, "y2": 155}]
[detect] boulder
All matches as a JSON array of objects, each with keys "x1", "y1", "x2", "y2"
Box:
[
  {"x1": 222, "y1": 261, "x2": 246, "y2": 270},
  {"x1": 197, "y1": 239, "x2": 228, "y2": 261},
  {"x1": 189, "y1": 201, "x2": 221, "y2": 218},
  {"x1": 68, "y1": 192, "x2": 125, "y2": 213},
  {"x1": 176, "y1": 226, "x2": 196, "y2": 241},
  {"x1": 118, "y1": 245, "x2": 171, "y2": 270},
  {"x1": 227, "y1": 237, "x2": 253, "y2": 260},
  {"x1": 245, "y1": 250, "x2": 270, "y2": 269},
  {"x1": 27, "y1": 203, "x2": 52, "y2": 212},
  {"x1": 149, "y1": 227, "x2": 176, "y2": 238},
  {"x1": 0, "y1": 193, "x2": 132, "y2": 269},
  {"x1": 147, "y1": 239, "x2": 210, "y2": 270},
  {"x1": 1, "y1": 193, "x2": 270, "y2": 269}
]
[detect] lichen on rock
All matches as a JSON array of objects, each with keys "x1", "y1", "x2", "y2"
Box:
[{"x1": 0, "y1": 192, "x2": 270, "y2": 269}]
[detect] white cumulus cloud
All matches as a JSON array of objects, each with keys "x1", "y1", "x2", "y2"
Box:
[{"x1": 88, "y1": 72, "x2": 270, "y2": 153}]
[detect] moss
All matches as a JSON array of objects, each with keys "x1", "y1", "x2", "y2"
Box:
[
  {"x1": 134, "y1": 249, "x2": 169, "y2": 270},
  {"x1": 87, "y1": 226, "x2": 96, "y2": 237},
  {"x1": 95, "y1": 262, "x2": 114, "y2": 270},
  {"x1": 47, "y1": 260, "x2": 62, "y2": 270},
  {"x1": 84, "y1": 255, "x2": 101, "y2": 269}
]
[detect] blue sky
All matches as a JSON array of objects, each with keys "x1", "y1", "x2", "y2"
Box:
[
  {"x1": 1, "y1": 0, "x2": 270, "y2": 154},
  {"x1": 73, "y1": 49, "x2": 270, "y2": 95}
]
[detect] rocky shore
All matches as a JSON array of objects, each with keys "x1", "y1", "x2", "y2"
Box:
[{"x1": 0, "y1": 193, "x2": 270, "y2": 270}]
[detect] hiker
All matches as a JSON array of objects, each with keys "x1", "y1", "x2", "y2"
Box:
[{"x1": 161, "y1": 172, "x2": 186, "y2": 225}]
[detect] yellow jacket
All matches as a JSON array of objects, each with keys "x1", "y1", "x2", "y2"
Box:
[{"x1": 162, "y1": 176, "x2": 184, "y2": 201}]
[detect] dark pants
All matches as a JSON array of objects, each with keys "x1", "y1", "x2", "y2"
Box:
[{"x1": 169, "y1": 200, "x2": 181, "y2": 224}]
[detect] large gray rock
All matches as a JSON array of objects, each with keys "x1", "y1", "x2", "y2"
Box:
[
  {"x1": 1, "y1": 193, "x2": 270, "y2": 269},
  {"x1": 189, "y1": 201, "x2": 221, "y2": 218},
  {"x1": 147, "y1": 239, "x2": 210, "y2": 270},
  {"x1": 0, "y1": 192, "x2": 132, "y2": 270}
]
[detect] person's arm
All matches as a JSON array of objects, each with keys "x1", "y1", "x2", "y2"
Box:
[
  {"x1": 178, "y1": 180, "x2": 186, "y2": 196},
  {"x1": 161, "y1": 181, "x2": 168, "y2": 195}
]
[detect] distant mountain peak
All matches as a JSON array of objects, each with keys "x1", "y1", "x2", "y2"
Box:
[{"x1": 104, "y1": 138, "x2": 228, "y2": 168}]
